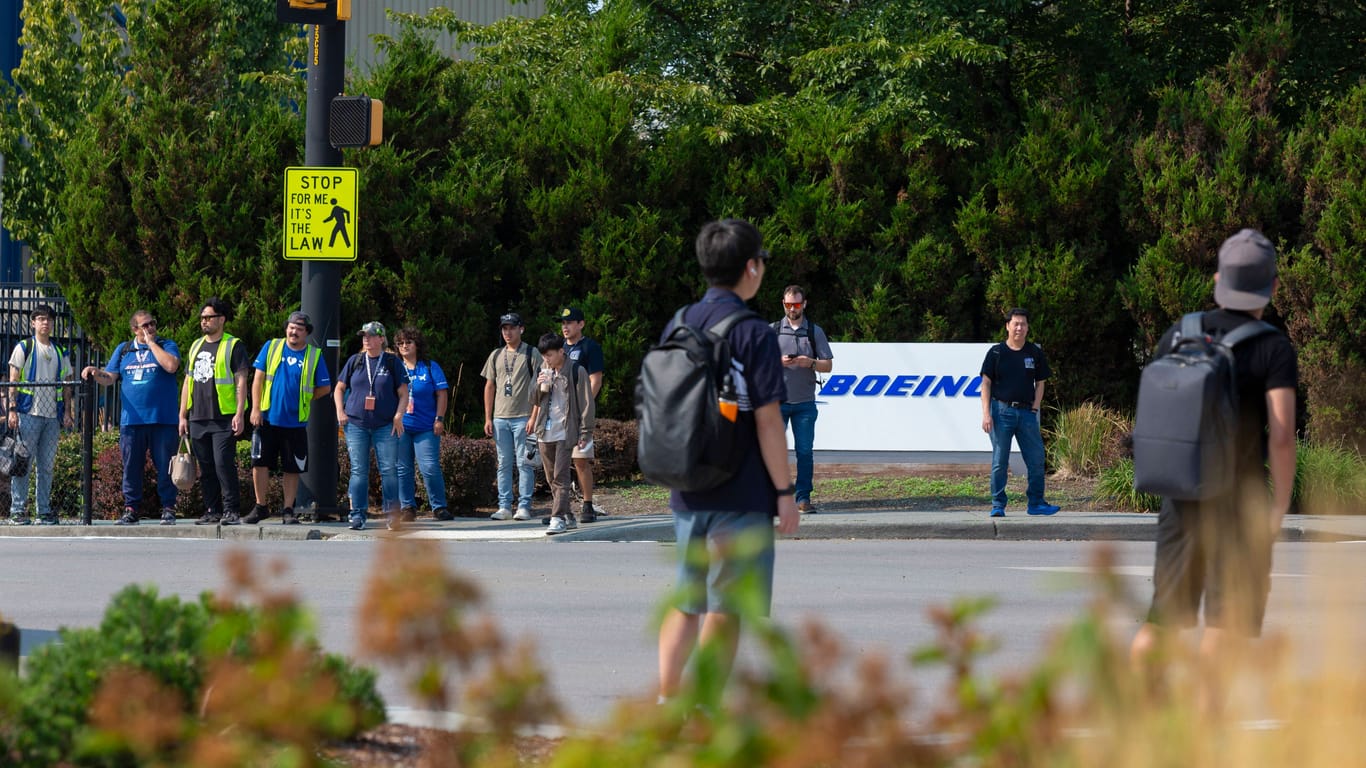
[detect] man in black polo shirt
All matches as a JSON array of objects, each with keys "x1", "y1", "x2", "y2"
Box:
[
  {"x1": 979, "y1": 308, "x2": 1059, "y2": 517},
  {"x1": 1129, "y1": 229, "x2": 1298, "y2": 704},
  {"x1": 656, "y1": 218, "x2": 799, "y2": 707}
]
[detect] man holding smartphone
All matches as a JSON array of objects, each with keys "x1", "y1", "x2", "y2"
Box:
[{"x1": 773, "y1": 285, "x2": 833, "y2": 513}]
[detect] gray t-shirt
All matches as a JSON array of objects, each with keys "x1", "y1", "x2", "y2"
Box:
[
  {"x1": 481, "y1": 343, "x2": 542, "y2": 419},
  {"x1": 774, "y1": 318, "x2": 833, "y2": 404}
]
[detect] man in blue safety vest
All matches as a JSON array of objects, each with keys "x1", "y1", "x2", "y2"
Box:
[{"x1": 249, "y1": 311, "x2": 331, "y2": 526}]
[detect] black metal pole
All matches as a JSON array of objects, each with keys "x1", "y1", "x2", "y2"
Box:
[
  {"x1": 82, "y1": 375, "x2": 93, "y2": 525},
  {"x1": 298, "y1": 21, "x2": 345, "y2": 520}
]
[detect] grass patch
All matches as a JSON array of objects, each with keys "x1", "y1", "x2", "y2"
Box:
[
  {"x1": 600, "y1": 479, "x2": 670, "y2": 502},
  {"x1": 818, "y1": 476, "x2": 983, "y2": 498},
  {"x1": 1295, "y1": 441, "x2": 1366, "y2": 513},
  {"x1": 1046, "y1": 402, "x2": 1130, "y2": 479},
  {"x1": 1096, "y1": 459, "x2": 1161, "y2": 512}
]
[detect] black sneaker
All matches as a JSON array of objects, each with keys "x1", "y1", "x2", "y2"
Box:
[
  {"x1": 242, "y1": 504, "x2": 269, "y2": 524},
  {"x1": 433, "y1": 508, "x2": 453, "y2": 521},
  {"x1": 195, "y1": 512, "x2": 222, "y2": 526},
  {"x1": 38, "y1": 515, "x2": 59, "y2": 526},
  {"x1": 579, "y1": 501, "x2": 598, "y2": 524},
  {"x1": 159, "y1": 509, "x2": 176, "y2": 526},
  {"x1": 281, "y1": 507, "x2": 300, "y2": 525},
  {"x1": 221, "y1": 512, "x2": 240, "y2": 526},
  {"x1": 400, "y1": 506, "x2": 417, "y2": 522},
  {"x1": 116, "y1": 507, "x2": 139, "y2": 526},
  {"x1": 11, "y1": 516, "x2": 31, "y2": 526}
]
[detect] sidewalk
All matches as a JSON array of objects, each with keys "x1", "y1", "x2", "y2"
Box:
[{"x1": 3, "y1": 507, "x2": 1363, "y2": 543}]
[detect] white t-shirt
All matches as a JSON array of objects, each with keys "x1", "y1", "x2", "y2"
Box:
[
  {"x1": 540, "y1": 370, "x2": 569, "y2": 444},
  {"x1": 10, "y1": 339, "x2": 68, "y2": 418}
]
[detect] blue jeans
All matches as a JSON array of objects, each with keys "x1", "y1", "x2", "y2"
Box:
[
  {"x1": 780, "y1": 400, "x2": 818, "y2": 504},
  {"x1": 345, "y1": 423, "x2": 399, "y2": 521},
  {"x1": 397, "y1": 429, "x2": 447, "y2": 511},
  {"x1": 11, "y1": 414, "x2": 60, "y2": 518},
  {"x1": 988, "y1": 400, "x2": 1046, "y2": 508},
  {"x1": 492, "y1": 416, "x2": 535, "y2": 511},
  {"x1": 120, "y1": 424, "x2": 179, "y2": 509}
]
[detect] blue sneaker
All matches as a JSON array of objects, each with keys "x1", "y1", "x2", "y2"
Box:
[
  {"x1": 1027, "y1": 503, "x2": 1060, "y2": 516},
  {"x1": 989, "y1": 507, "x2": 1005, "y2": 518}
]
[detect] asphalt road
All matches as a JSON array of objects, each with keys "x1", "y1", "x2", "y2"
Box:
[{"x1": 4, "y1": 538, "x2": 1365, "y2": 724}]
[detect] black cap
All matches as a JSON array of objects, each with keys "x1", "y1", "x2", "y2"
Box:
[
  {"x1": 559, "y1": 307, "x2": 585, "y2": 322},
  {"x1": 498, "y1": 312, "x2": 523, "y2": 328}
]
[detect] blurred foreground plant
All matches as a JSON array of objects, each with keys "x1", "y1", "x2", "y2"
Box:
[{"x1": 0, "y1": 552, "x2": 383, "y2": 767}]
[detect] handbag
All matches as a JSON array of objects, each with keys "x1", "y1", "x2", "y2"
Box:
[
  {"x1": 169, "y1": 436, "x2": 198, "y2": 492},
  {"x1": 0, "y1": 427, "x2": 29, "y2": 479}
]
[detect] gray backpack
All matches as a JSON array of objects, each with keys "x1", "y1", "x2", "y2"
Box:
[{"x1": 1132, "y1": 312, "x2": 1276, "y2": 501}]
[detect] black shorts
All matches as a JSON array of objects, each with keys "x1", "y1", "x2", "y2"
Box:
[
  {"x1": 253, "y1": 424, "x2": 309, "y2": 474},
  {"x1": 1146, "y1": 495, "x2": 1274, "y2": 637}
]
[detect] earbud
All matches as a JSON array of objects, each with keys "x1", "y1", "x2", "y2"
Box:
[{"x1": 749, "y1": 267, "x2": 758, "y2": 276}]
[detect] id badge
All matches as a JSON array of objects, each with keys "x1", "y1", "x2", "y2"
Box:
[
  {"x1": 133, "y1": 368, "x2": 144, "y2": 381},
  {"x1": 407, "y1": 397, "x2": 415, "y2": 414},
  {"x1": 364, "y1": 395, "x2": 376, "y2": 411}
]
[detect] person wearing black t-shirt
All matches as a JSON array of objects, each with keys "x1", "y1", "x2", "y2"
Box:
[
  {"x1": 1129, "y1": 229, "x2": 1298, "y2": 706},
  {"x1": 979, "y1": 308, "x2": 1059, "y2": 517}
]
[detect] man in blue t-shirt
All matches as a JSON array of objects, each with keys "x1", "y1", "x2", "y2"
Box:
[
  {"x1": 559, "y1": 306, "x2": 606, "y2": 522},
  {"x1": 657, "y1": 218, "x2": 799, "y2": 708},
  {"x1": 82, "y1": 309, "x2": 182, "y2": 525},
  {"x1": 249, "y1": 311, "x2": 332, "y2": 526},
  {"x1": 979, "y1": 308, "x2": 1059, "y2": 518}
]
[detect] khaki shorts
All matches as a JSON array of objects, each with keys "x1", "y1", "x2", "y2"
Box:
[{"x1": 571, "y1": 439, "x2": 595, "y2": 460}]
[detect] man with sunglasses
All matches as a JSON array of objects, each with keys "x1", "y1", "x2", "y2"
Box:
[
  {"x1": 82, "y1": 309, "x2": 181, "y2": 525},
  {"x1": 773, "y1": 286, "x2": 833, "y2": 513},
  {"x1": 481, "y1": 312, "x2": 542, "y2": 521},
  {"x1": 180, "y1": 298, "x2": 251, "y2": 527}
]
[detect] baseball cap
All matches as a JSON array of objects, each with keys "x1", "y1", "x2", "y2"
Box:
[
  {"x1": 498, "y1": 312, "x2": 523, "y2": 328},
  {"x1": 358, "y1": 320, "x2": 386, "y2": 337},
  {"x1": 559, "y1": 306, "x2": 585, "y2": 322},
  {"x1": 1214, "y1": 229, "x2": 1277, "y2": 311},
  {"x1": 287, "y1": 311, "x2": 313, "y2": 332}
]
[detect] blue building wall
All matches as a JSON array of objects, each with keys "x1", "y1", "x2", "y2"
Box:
[{"x1": 1, "y1": 0, "x2": 23, "y2": 282}]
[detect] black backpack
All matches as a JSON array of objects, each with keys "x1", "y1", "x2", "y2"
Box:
[
  {"x1": 1132, "y1": 312, "x2": 1276, "y2": 501},
  {"x1": 635, "y1": 304, "x2": 757, "y2": 492}
]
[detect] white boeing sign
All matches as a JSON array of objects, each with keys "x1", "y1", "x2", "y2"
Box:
[{"x1": 799, "y1": 343, "x2": 997, "y2": 452}]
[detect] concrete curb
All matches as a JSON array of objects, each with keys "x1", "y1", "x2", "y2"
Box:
[{"x1": 2, "y1": 512, "x2": 1363, "y2": 544}]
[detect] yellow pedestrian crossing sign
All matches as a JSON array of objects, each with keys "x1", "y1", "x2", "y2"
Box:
[{"x1": 283, "y1": 167, "x2": 358, "y2": 260}]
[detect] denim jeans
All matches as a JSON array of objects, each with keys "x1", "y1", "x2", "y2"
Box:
[
  {"x1": 493, "y1": 416, "x2": 535, "y2": 511},
  {"x1": 988, "y1": 400, "x2": 1046, "y2": 508},
  {"x1": 120, "y1": 424, "x2": 179, "y2": 510},
  {"x1": 11, "y1": 414, "x2": 60, "y2": 518},
  {"x1": 780, "y1": 400, "x2": 819, "y2": 504},
  {"x1": 345, "y1": 423, "x2": 399, "y2": 521},
  {"x1": 397, "y1": 429, "x2": 447, "y2": 511}
]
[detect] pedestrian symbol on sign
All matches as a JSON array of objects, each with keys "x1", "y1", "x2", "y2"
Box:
[{"x1": 325, "y1": 199, "x2": 351, "y2": 248}]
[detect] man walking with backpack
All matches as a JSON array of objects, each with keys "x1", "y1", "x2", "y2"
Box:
[
  {"x1": 979, "y1": 308, "x2": 1060, "y2": 517},
  {"x1": 1129, "y1": 229, "x2": 1298, "y2": 705},
  {"x1": 650, "y1": 218, "x2": 799, "y2": 708},
  {"x1": 773, "y1": 285, "x2": 833, "y2": 513},
  {"x1": 482, "y1": 313, "x2": 542, "y2": 521}
]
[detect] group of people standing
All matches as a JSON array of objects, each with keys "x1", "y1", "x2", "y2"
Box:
[{"x1": 78, "y1": 303, "x2": 332, "y2": 527}]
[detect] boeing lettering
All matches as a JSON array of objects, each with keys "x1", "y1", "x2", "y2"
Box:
[{"x1": 820, "y1": 374, "x2": 983, "y2": 398}]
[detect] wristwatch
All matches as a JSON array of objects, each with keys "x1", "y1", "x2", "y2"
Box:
[{"x1": 774, "y1": 484, "x2": 796, "y2": 497}]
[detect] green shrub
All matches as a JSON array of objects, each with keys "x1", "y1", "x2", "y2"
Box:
[
  {"x1": 4, "y1": 572, "x2": 385, "y2": 767},
  {"x1": 1294, "y1": 441, "x2": 1366, "y2": 514},
  {"x1": 1046, "y1": 403, "x2": 1130, "y2": 479},
  {"x1": 1096, "y1": 459, "x2": 1161, "y2": 512}
]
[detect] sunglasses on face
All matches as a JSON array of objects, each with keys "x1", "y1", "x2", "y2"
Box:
[
  {"x1": 783, "y1": 302, "x2": 803, "y2": 309},
  {"x1": 138, "y1": 321, "x2": 157, "y2": 330},
  {"x1": 200, "y1": 314, "x2": 222, "y2": 321}
]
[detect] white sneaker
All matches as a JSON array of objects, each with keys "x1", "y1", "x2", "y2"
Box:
[
  {"x1": 565, "y1": 514, "x2": 579, "y2": 530},
  {"x1": 491, "y1": 508, "x2": 512, "y2": 521},
  {"x1": 513, "y1": 508, "x2": 532, "y2": 521},
  {"x1": 546, "y1": 516, "x2": 567, "y2": 535}
]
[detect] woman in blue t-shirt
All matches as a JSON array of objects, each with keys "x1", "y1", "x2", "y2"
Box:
[{"x1": 394, "y1": 326, "x2": 451, "y2": 521}]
